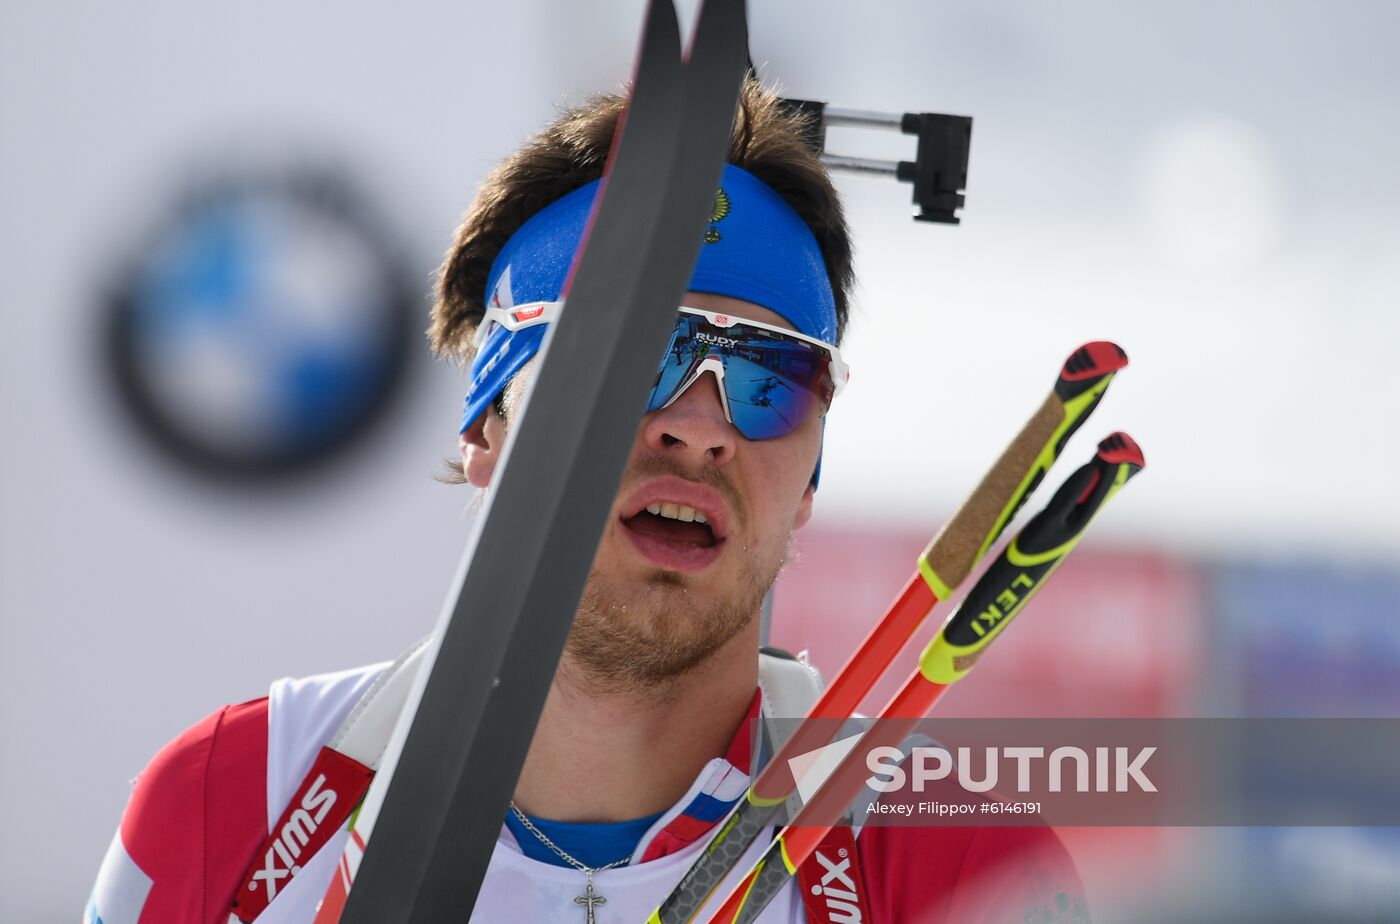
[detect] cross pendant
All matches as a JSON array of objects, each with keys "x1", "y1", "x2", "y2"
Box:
[{"x1": 575, "y1": 872, "x2": 607, "y2": 924}]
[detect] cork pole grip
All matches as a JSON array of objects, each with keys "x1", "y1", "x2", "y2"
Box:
[{"x1": 920, "y1": 392, "x2": 1064, "y2": 591}]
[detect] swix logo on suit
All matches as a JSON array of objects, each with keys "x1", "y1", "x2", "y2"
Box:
[
  {"x1": 255, "y1": 776, "x2": 335, "y2": 894},
  {"x1": 230, "y1": 748, "x2": 373, "y2": 923},
  {"x1": 797, "y1": 829, "x2": 873, "y2": 924},
  {"x1": 810, "y1": 849, "x2": 862, "y2": 923}
]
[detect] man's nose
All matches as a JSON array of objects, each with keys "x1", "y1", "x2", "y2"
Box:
[{"x1": 641, "y1": 370, "x2": 737, "y2": 466}]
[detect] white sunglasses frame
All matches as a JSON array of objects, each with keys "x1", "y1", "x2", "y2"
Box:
[{"x1": 474, "y1": 300, "x2": 848, "y2": 402}]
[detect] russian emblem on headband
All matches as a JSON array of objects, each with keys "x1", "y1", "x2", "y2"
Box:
[{"x1": 704, "y1": 187, "x2": 731, "y2": 243}]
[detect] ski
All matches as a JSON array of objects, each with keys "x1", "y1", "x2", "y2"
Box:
[
  {"x1": 320, "y1": 1, "x2": 752, "y2": 921},
  {"x1": 703, "y1": 432, "x2": 1147, "y2": 924},
  {"x1": 649, "y1": 342, "x2": 1127, "y2": 924}
]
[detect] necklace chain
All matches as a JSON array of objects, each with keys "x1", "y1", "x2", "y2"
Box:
[{"x1": 507, "y1": 801, "x2": 632, "y2": 875}]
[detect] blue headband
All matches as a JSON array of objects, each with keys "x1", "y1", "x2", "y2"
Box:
[{"x1": 463, "y1": 164, "x2": 837, "y2": 435}]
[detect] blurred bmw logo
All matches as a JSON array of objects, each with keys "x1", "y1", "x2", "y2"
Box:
[{"x1": 101, "y1": 166, "x2": 418, "y2": 482}]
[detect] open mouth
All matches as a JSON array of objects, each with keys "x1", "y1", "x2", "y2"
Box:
[
  {"x1": 618, "y1": 494, "x2": 727, "y2": 573},
  {"x1": 622, "y1": 503, "x2": 719, "y2": 548},
  {"x1": 618, "y1": 476, "x2": 731, "y2": 572}
]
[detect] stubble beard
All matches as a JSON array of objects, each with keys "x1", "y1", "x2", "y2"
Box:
[{"x1": 564, "y1": 546, "x2": 782, "y2": 697}]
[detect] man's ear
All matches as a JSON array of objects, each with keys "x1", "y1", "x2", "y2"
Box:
[
  {"x1": 792, "y1": 480, "x2": 816, "y2": 531},
  {"x1": 460, "y1": 406, "x2": 508, "y2": 488}
]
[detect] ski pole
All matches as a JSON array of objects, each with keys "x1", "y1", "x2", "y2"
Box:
[
  {"x1": 699, "y1": 433, "x2": 1146, "y2": 924},
  {"x1": 648, "y1": 342, "x2": 1127, "y2": 924}
]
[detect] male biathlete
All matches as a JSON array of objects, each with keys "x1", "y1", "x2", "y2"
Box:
[{"x1": 86, "y1": 80, "x2": 1088, "y2": 924}]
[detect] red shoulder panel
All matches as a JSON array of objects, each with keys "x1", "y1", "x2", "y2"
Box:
[
  {"x1": 856, "y1": 825, "x2": 978, "y2": 924},
  {"x1": 121, "y1": 698, "x2": 270, "y2": 924}
]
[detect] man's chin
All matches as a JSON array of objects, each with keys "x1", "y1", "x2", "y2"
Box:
[
  {"x1": 641, "y1": 568, "x2": 689, "y2": 589},
  {"x1": 567, "y1": 579, "x2": 758, "y2": 692}
]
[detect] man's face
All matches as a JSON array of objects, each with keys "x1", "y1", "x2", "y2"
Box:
[{"x1": 460, "y1": 292, "x2": 823, "y2": 690}]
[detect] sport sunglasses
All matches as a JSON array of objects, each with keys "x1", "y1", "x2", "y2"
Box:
[{"x1": 474, "y1": 302, "x2": 848, "y2": 440}]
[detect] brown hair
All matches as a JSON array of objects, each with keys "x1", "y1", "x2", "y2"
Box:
[{"x1": 428, "y1": 78, "x2": 855, "y2": 364}]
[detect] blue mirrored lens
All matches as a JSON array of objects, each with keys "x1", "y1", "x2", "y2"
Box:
[
  {"x1": 724, "y1": 351, "x2": 826, "y2": 440},
  {"x1": 646, "y1": 315, "x2": 834, "y2": 439},
  {"x1": 648, "y1": 320, "x2": 698, "y2": 412}
]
